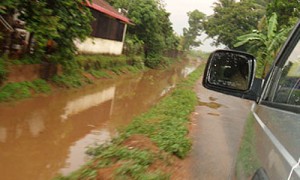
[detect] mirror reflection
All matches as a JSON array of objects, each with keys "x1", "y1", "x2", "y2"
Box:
[{"x1": 208, "y1": 51, "x2": 253, "y2": 91}]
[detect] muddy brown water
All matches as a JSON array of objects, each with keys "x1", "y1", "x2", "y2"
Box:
[{"x1": 0, "y1": 60, "x2": 200, "y2": 180}]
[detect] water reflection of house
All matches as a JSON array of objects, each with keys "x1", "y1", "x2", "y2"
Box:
[
  {"x1": 61, "y1": 86, "x2": 116, "y2": 121},
  {"x1": 75, "y1": 0, "x2": 132, "y2": 55}
]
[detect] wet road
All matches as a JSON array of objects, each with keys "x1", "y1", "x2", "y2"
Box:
[
  {"x1": 187, "y1": 77, "x2": 252, "y2": 179},
  {"x1": 0, "y1": 60, "x2": 199, "y2": 180}
]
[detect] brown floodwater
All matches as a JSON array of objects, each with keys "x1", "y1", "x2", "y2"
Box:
[{"x1": 0, "y1": 59, "x2": 200, "y2": 180}]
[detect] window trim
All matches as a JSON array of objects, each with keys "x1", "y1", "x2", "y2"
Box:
[
  {"x1": 259, "y1": 21, "x2": 300, "y2": 113},
  {"x1": 260, "y1": 101, "x2": 300, "y2": 114}
]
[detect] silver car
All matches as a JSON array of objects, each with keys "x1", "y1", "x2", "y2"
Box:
[{"x1": 203, "y1": 20, "x2": 300, "y2": 180}]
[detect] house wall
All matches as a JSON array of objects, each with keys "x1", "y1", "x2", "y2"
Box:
[
  {"x1": 75, "y1": 37, "x2": 124, "y2": 55},
  {"x1": 90, "y1": 8, "x2": 125, "y2": 42}
]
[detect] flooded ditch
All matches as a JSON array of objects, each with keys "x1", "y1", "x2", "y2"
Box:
[{"x1": 0, "y1": 59, "x2": 200, "y2": 180}]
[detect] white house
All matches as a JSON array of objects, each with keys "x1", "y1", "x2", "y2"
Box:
[{"x1": 75, "y1": 0, "x2": 132, "y2": 55}]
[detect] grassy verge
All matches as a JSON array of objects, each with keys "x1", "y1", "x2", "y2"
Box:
[
  {"x1": 55, "y1": 64, "x2": 205, "y2": 180},
  {"x1": 236, "y1": 115, "x2": 261, "y2": 179},
  {"x1": 76, "y1": 54, "x2": 144, "y2": 70},
  {"x1": 0, "y1": 54, "x2": 179, "y2": 101},
  {"x1": 51, "y1": 55, "x2": 146, "y2": 88},
  {"x1": 0, "y1": 79, "x2": 51, "y2": 102}
]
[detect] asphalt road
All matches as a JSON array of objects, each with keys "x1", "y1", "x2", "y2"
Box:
[{"x1": 186, "y1": 78, "x2": 252, "y2": 179}]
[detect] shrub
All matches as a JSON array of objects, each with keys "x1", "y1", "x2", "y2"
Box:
[{"x1": 145, "y1": 54, "x2": 162, "y2": 69}]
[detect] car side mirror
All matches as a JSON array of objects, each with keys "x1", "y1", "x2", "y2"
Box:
[{"x1": 203, "y1": 50, "x2": 260, "y2": 101}]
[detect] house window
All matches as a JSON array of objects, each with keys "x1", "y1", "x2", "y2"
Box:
[{"x1": 90, "y1": 8, "x2": 125, "y2": 42}]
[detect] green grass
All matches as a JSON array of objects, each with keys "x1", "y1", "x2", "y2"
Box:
[
  {"x1": 10, "y1": 55, "x2": 42, "y2": 65},
  {"x1": 52, "y1": 73, "x2": 91, "y2": 88},
  {"x1": 76, "y1": 54, "x2": 129, "y2": 70},
  {"x1": 55, "y1": 64, "x2": 205, "y2": 180},
  {"x1": 236, "y1": 115, "x2": 261, "y2": 179},
  {"x1": 89, "y1": 69, "x2": 112, "y2": 79},
  {"x1": 0, "y1": 79, "x2": 51, "y2": 102}
]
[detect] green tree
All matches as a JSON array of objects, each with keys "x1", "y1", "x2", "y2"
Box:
[
  {"x1": 204, "y1": 0, "x2": 266, "y2": 50},
  {"x1": 267, "y1": 0, "x2": 300, "y2": 29},
  {"x1": 108, "y1": 0, "x2": 178, "y2": 68},
  {"x1": 234, "y1": 13, "x2": 292, "y2": 77},
  {"x1": 182, "y1": 10, "x2": 206, "y2": 51}
]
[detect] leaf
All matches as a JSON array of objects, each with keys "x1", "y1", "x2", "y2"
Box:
[
  {"x1": 267, "y1": 13, "x2": 278, "y2": 39},
  {"x1": 234, "y1": 33, "x2": 265, "y2": 47},
  {"x1": 267, "y1": 27, "x2": 292, "y2": 53}
]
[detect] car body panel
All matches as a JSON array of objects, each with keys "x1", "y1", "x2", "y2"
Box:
[
  {"x1": 203, "y1": 20, "x2": 300, "y2": 180},
  {"x1": 252, "y1": 104, "x2": 300, "y2": 179}
]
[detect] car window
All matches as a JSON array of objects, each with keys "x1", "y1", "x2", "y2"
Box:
[{"x1": 264, "y1": 35, "x2": 300, "y2": 107}]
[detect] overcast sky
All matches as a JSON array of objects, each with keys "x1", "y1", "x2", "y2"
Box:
[{"x1": 163, "y1": 0, "x2": 224, "y2": 52}]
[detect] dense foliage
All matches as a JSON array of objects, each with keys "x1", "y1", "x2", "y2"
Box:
[
  {"x1": 0, "y1": 0, "x2": 93, "y2": 61},
  {"x1": 196, "y1": 0, "x2": 299, "y2": 76},
  {"x1": 0, "y1": 0, "x2": 180, "y2": 69},
  {"x1": 234, "y1": 13, "x2": 292, "y2": 77},
  {"x1": 107, "y1": 0, "x2": 179, "y2": 68},
  {"x1": 204, "y1": 0, "x2": 266, "y2": 50},
  {"x1": 267, "y1": 0, "x2": 300, "y2": 29}
]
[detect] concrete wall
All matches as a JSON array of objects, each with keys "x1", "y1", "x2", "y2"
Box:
[{"x1": 75, "y1": 37, "x2": 124, "y2": 55}]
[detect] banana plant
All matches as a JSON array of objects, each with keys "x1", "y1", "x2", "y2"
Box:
[{"x1": 234, "y1": 13, "x2": 292, "y2": 77}]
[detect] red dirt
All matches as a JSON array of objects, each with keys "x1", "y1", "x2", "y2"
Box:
[
  {"x1": 95, "y1": 134, "x2": 191, "y2": 179},
  {"x1": 122, "y1": 134, "x2": 160, "y2": 153}
]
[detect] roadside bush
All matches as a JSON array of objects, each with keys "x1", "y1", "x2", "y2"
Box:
[
  {"x1": 133, "y1": 56, "x2": 144, "y2": 69},
  {"x1": 145, "y1": 54, "x2": 162, "y2": 69},
  {"x1": 124, "y1": 35, "x2": 144, "y2": 56}
]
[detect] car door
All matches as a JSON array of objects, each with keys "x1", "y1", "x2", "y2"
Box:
[
  {"x1": 248, "y1": 23, "x2": 300, "y2": 180},
  {"x1": 202, "y1": 21, "x2": 300, "y2": 180}
]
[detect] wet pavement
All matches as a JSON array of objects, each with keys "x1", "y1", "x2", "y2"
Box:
[
  {"x1": 187, "y1": 77, "x2": 252, "y2": 179},
  {"x1": 0, "y1": 60, "x2": 199, "y2": 180}
]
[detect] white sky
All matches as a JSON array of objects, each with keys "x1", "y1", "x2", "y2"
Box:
[{"x1": 163, "y1": 0, "x2": 224, "y2": 52}]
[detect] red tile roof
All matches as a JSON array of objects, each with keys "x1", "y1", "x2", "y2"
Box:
[{"x1": 86, "y1": 0, "x2": 132, "y2": 24}]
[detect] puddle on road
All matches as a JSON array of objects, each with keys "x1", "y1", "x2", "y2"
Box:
[
  {"x1": 0, "y1": 60, "x2": 200, "y2": 180},
  {"x1": 207, "y1": 112, "x2": 220, "y2": 116},
  {"x1": 198, "y1": 101, "x2": 222, "y2": 109},
  {"x1": 209, "y1": 97, "x2": 218, "y2": 101}
]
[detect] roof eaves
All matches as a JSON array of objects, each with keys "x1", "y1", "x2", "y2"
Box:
[{"x1": 86, "y1": 1, "x2": 133, "y2": 25}]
